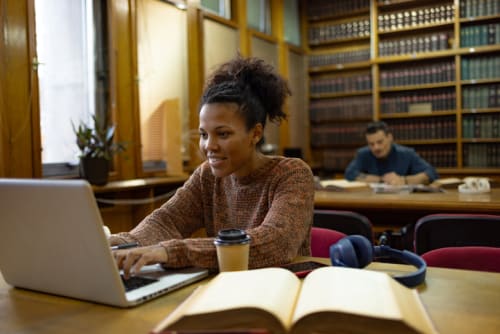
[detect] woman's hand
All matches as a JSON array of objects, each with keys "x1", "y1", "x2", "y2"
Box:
[{"x1": 113, "y1": 244, "x2": 168, "y2": 279}]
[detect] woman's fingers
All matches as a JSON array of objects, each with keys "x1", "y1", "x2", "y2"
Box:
[{"x1": 113, "y1": 245, "x2": 168, "y2": 279}]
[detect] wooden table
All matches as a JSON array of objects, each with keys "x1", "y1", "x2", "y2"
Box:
[
  {"x1": 314, "y1": 188, "x2": 500, "y2": 235},
  {"x1": 1, "y1": 259, "x2": 500, "y2": 334}
]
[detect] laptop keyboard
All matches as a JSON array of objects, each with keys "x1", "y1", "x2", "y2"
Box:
[{"x1": 121, "y1": 275, "x2": 158, "y2": 292}]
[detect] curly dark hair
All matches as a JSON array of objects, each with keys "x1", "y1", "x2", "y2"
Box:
[{"x1": 200, "y1": 55, "x2": 291, "y2": 132}]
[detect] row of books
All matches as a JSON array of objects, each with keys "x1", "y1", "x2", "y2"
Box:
[
  {"x1": 386, "y1": 117, "x2": 457, "y2": 140},
  {"x1": 307, "y1": 0, "x2": 500, "y2": 22},
  {"x1": 416, "y1": 147, "x2": 457, "y2": 168},
  {"x1": 460, "y1": 23, "x2": 500, "y2": 47},
  {"x1": 309, "y1": 49, "x2": 370, "y2": 68},
  {"x1": 379, "y1": 32, "x2": 450, "y2": 57},
  {"x1": 310, "y1": 96, "x2": 373, "y2": 122},
  {"x1": 463, "y1": 143, "x2": 500, "y2": 167},
  {"x1": 459, "y1": 0, "x2": 500, "y2": 18},
  {"x1": 311, "y1": 124, "x2": 366, "y2": 147},
  {"x1": 307, "y1": 0, "x2": 369, "y2": 20},
  {"x1": 322, "y1": 149, "x2": 356, "y2": 171},
  {"x1": 380, "y1": 61, "x2": 455, "y2": 87},
  {"x1": 461, "y1": 55, "x2": 500, "y2": 80},
  {"x1": 320, "y1": 146, "x2": 459, "y2": 170},
  {"x1": 462, "y1": 84, "x2": 500, "y2": 109},
  {"x1": 309, "y1": 19, "x2": 370, "y2": 45},
  {"x1": 310, "y1": 75, "x2": 372, "y2": 95},
  {"x1": 462, "y1": 114, "x2": 500, "y2": 138},
  {"x1": 378, "y1": 5, "x2": 454, "y2": 32},
  {"x1": 380, "y1": 91, "x2": 456, "y2": 114},
  {"x1": 317, "y1": 142, "x2": 500, "y2": 170},
  {"x1": 307, "y1": 0, "x2": 500, "y2": 21}
]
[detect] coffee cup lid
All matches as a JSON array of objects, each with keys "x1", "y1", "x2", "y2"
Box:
[{"x1": 214, "y1": 228, "x2": 251, "y2": 245}]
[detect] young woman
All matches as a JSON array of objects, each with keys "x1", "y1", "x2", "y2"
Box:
[{"x1": 110, "y1": 56, "x2": 315, "y2": 277}]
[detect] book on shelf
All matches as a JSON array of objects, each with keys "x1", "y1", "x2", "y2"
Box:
[{"x1": 151, "y1": 266, "x2": 438, "y2": 334}]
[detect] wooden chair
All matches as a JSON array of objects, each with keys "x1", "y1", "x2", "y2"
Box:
[
  {"x1": 422, "y1": 246, "x2": 500, "y2": 272},
  {"x1": 313, "y1": 209, "x2": 373, "y2": 241},
  {"x1": 414, "y1": 213, "x2": 500, "y2": 255},
  {"x1": 310, "y1": 227, "x2": 346, "y2": 258}
]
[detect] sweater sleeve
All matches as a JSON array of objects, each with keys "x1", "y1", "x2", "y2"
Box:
[
  {"x1": 244, "y1": 160, "x2": 315, "y2": 268},
  {"x1": 110, "y1": 167, "x2": 206, "y2": 246}
]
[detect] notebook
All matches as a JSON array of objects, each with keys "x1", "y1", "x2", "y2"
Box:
[{"x1": 0, "y1": 178, "x2": 209, "y2": 307}]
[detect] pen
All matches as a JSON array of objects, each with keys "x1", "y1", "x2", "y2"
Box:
[{"x1": 111, "y1": 242, "x2": 139, "y2": 251}]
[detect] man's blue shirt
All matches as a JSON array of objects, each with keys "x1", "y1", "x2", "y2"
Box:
[{"x1": 344, "y1": 143, "x2": 439, "y2": 181}]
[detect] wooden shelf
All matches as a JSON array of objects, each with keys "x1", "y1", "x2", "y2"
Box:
[
  {"x1": 378, "y1": 21, "x2": 454, "y2": 35},
  {"x1": 310, "y1": 90, "x2": 372, "y2": 99},
  {"x1": 380, "y1": 81, "x2": 456, "y2": 92},
  {"x1": 309, "y1": 61, "x2": 372, "y2": 73},
  {"x1": 381, "y1": 110, "x2": 456, "y2": 119}
]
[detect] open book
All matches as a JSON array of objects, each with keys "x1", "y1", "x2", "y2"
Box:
[
  {"x1": 315, "y1": 178, "x2": 369, "y2": 192},
  {"x1": 151, "y1": 266, "x2": 437, "y2": 334}
]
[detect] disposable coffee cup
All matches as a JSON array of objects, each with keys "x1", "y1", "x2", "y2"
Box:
[{"x1": 214, "y1": 229, "x2": 251, "y2": 272}]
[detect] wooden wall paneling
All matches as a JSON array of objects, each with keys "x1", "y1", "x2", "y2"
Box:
[
  {"x1": 162, "y1": 98, "x2": 184, "y2": 175},
  {"x1": 109, "y1": 0, "x2": 140, "y2": 180},
  {"x1": 271, "y1": 0, "x2": 291, "y2": 151},
  {"x1": 186, "y1": 1, "x2": 205, "y2": 170},
  {"x1": 0, "y1": 0, "x2": 36, "y2": 178}
]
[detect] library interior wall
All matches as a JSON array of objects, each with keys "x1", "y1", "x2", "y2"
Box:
[
  {"x1": 251, "y1": 36, "x2": 281, "y2": 149},
  {"x1": 203, "y1": 19, "x2": 239, "y2": 77},
  {"x1": 137, "y1": 0, "x2": 188, "y2": 167},
  {"x1": 287, "y1": 50, "x2": 308, "y2": 158}
]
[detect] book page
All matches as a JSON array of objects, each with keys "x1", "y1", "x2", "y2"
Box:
[
  {"x1": 291, "y1": 267, "x2": 437, "y2": 333},
  {"x1": 393, "y1": 281, "x2": 439, "y2": 334},
  {"x1": 293, "y1": 267, "x2": 402, "y2": 321},
  {"x1": 319, "y1": 179, "x2": 369, "y2": 190},
  {"x1": 151, "y1": 284, "x2": 210, "y2": 333},
  {"x1": 182, "y1": 268, "x2": 300, "y2": 329}
]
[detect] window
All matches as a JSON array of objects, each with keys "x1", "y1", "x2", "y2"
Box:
[
  {"x1": 201, "y1": 0, "x2": 231, "y2": 19},
  {"x1": 284, "y1": 0, "x2": 301, "y2": 46},
  {"x1": 35, "y1": 0, "x2": 109, "y2": 177},
  {"x1": 247, "y1": 0, "x2": 271, "y2": 34}
]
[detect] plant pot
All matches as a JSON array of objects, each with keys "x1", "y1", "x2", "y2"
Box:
[{"x1": 79, "y1": 157, "x2": 110, "y2": 186}]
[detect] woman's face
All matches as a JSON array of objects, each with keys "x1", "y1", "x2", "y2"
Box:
[{"x1": 199, "y1": 103, "x2": 262, "y2": 178}]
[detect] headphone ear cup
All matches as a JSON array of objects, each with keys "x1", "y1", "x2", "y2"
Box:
[
  {"x1": 330, "y1": 237, "x2": 359, "y2": 267},
  {"x1": 347, "y1": 235, "x2": 374, "y2": 268}
]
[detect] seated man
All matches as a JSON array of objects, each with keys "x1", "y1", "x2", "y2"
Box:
[{"x1": 345, "y1": 121, "x2": 438, "y2": 185}]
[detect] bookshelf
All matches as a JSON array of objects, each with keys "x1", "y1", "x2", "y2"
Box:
[{"x1": 305, "y1": 0, "x2": 500, "y2": 177}]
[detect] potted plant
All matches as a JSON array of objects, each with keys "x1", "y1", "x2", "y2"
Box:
[{"x1": 73, "y1": 115, "x2": 126, "y2": 185}]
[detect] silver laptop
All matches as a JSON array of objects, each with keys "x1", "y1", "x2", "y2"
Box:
[{"x1": 0, "y1": 178, "x2": 208, "y2": 307}]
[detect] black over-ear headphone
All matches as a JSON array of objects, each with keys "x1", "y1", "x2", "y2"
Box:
[{"x1": 329, "y1": 235, "x2": 426, "y2": 288}]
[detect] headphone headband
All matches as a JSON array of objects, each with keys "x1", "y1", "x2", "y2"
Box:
[
  {"x1": 375, "y1": 245, "x2": 426, "y2": 287},
  {"x1": 330, "y1": 235, "x2": 426, "y2": 288}
]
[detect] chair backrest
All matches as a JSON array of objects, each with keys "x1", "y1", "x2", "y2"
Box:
[
  {"x1": 414, "y1": 213, "x2": 500, "y2": 255},
  {"x1": 310, "y1": 227, "x2": 346, "y2": 258},
  {"x1": 422, "y1": 246, "x2": 500, "y2": 272},
  {"x1": 313, "y1": 209, "x2": 373, "y2": 241}
]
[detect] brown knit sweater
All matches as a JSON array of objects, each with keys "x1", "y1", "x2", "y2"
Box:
[{"x1": 110, "y1": 156, "x2": 315, "y2": 270}]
